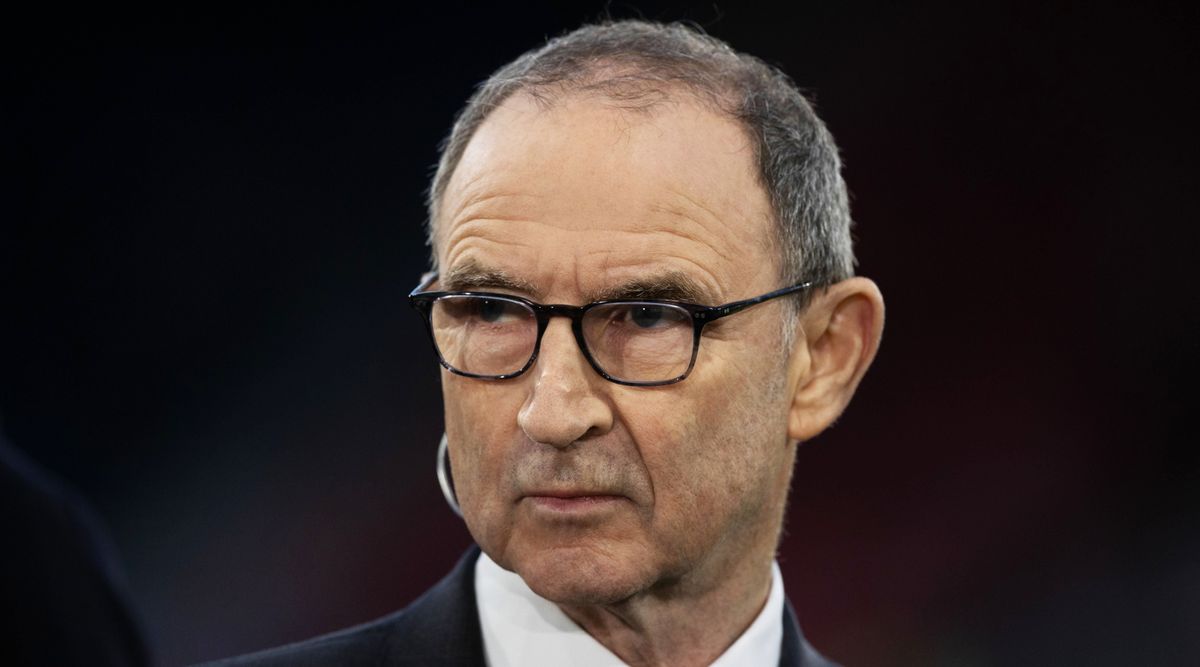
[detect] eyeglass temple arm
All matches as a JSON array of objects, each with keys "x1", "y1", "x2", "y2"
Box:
[{"x1": 696, "y1": 282, "x2": 813, "y2": 323}]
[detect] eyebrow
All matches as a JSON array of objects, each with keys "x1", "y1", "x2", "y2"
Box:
[
  {"x1": 590, "y1": 272, "x2": 714, "y2": 305},
  {"x1": 441, "y1": 262, "x2": 714, "y2": 305},
  {"x1": 440, "y1": 261, "x2": 539, "y2": 296}
]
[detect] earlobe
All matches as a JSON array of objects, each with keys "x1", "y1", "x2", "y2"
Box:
[{"x1": 787, "y1": 277, "x2": 885, "y2": 442}]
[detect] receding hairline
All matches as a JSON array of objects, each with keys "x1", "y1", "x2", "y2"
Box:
[
  {"x1": 429, "y1": 70, "x2": 761, "y2": 247},
  {"x1": 517, "y1": 60, "x2": 738, "y2": 111},
  {"x1": 429, "y1": 85, "x2": 777, "y2": 272}
]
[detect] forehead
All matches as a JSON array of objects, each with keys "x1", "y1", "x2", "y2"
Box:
[{"x1": 436, "y1": 93, "x2": 778, "y2": 302}]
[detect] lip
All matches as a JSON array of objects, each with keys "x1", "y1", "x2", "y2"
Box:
[{"x1": 523, "y1": 492, "x2": 627, "y2": 514}]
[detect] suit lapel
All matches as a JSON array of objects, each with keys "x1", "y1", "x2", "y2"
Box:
[
  {"x1": 780, "y1": 598, "x2": 839, "y2": 667},
  {"x1": 379, "y1": 546, "x2": 485, "y2": 665}
]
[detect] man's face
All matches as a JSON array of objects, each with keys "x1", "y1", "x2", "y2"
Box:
[{"x1": 435, "y1": 92, "x2": 800, "y2": 604}]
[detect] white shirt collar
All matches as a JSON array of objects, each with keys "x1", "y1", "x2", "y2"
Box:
[{"x1": 475, "y1": 551, "x2": 784, "y2": 666}]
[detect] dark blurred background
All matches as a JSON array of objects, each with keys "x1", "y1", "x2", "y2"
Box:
[{"x1": 3, "y1": 2, "x2": 1197, "y2": 665}]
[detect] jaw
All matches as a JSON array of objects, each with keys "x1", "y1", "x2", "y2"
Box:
[
  {"x1": 509, "y1": 542, "x2": 663, "y2": 606},
  {"x1": 484, "y1": 505, "x2": 669, "y2": 606}
]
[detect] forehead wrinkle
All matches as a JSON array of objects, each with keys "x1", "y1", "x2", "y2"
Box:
[
  {"x1": 643, "y1": 203, "x2": 736, "y2": 268},
  {"x1": 443, "y1": 217, "x2": 541, "y2": 256},
  {"x1": 442, "y1": 230, "x2": 544, "y2": 290},
  {"x1": 439, "y1": 167, "x2": 491, "y2": 229},
  {"x1": 438, "y1": 155, "x2": 548, "y2": 240},
  {"x1": 587, "y1": 222, "x2": 736, "y2": 288},
  {"x1": 440, "y1": 188, "x2": 546, "y2": 242},
  {"x1": 454, "y1": 190, "x2": 546, "y2": 223},
  {"x1": 654, "y1": 184, "x2": 770, "y2": 265}
]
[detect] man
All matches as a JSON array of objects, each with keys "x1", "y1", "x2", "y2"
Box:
[{"x1": 213, "y1": 19, "x2": 883, "y2": 666}]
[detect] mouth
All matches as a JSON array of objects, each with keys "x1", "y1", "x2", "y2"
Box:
[{"x1": 522, "y1": 491, "x2": 628, "y2": 515}]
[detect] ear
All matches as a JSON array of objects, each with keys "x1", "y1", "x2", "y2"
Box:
[{"x1": 786, "y1": 277, "x2": 885, "y2": 442}]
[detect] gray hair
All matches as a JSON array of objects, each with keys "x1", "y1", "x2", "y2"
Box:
[{"x1": 426, "y1": 19, "x2": 855, "y2": 302}]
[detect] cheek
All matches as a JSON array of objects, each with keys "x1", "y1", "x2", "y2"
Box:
[
  {"x1": 619, "y1": 348, "x2": 790, "y2": 541},
  {"x1": 441, "y1": 375, "x2": 527, "y2": 520}
]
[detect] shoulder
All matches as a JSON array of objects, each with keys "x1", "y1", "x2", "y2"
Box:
[{"x1": 200, "y1": 547, "x2": 484, "y2": 667}]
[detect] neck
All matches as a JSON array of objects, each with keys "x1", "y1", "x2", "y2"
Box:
[{"x1": 557, "y1": 546, "x2": 776, "y2": 667}]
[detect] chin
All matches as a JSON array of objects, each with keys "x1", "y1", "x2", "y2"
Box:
[{"x1": 509, "y1": 542, "x2": 653, "y2": 606}]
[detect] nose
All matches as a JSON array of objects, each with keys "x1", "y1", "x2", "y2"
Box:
[{"x1": 517, "y1": 318, "x2": 614, "y2": 448}]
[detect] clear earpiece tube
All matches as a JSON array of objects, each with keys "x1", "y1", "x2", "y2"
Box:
[{"x1": 437, "y1": 433, "x2": 463, "y2": 518}]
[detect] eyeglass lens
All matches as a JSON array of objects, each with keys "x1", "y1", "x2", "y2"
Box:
[{"x1": 427, "y1": 295, "x2": 694, "y2": 383}]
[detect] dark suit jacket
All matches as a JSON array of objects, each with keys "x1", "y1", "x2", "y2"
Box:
[{"x1": 206, "y1": 547, "x2": 838, "y2": 666}]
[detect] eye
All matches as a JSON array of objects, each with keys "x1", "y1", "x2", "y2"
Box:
[
  {"x1": 477, "y1": 298, "x2": 512, "y2": 323},
  {"x1": 629, "y1": 305, "x2": 670, "y2": 328}
]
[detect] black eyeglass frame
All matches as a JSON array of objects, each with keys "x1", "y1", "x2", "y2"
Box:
[{"x1": 408, "y1": 272, "x2": 814, "y2": 387}]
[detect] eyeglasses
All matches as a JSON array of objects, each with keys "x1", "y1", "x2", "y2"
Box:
[{"x1": 408, "y1": 272, "x2": 813, "y2": 387}]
